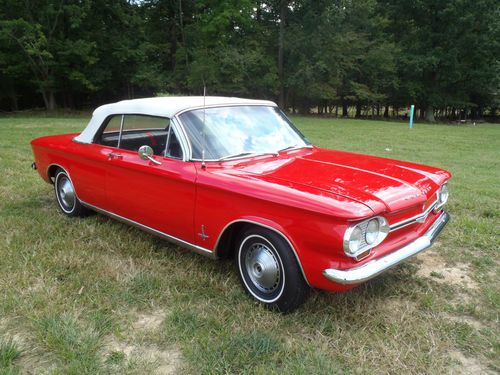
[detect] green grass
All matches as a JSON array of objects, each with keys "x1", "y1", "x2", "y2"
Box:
[
  {"x1": 0, "y1": 114, "x2": 498, "y2": 374},
  {"x1": 0, "y1": 338, "x2": 21, "y2": 374}
]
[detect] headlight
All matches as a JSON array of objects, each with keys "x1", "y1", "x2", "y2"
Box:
[
  {"x1": 437, "y1": 183, "x2": 449, "y2": 207},
  {"x1": 348, "y1": 226, "x2": 363, "y2": 253},
  {"x1": 365, "y1": 219, "x2": 380, "y2": 245},
  {"x1": 343, "y1": 216, "x2": 390, "y2": 257}
]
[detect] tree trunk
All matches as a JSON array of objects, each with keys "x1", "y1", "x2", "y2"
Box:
[
  {"x1": 41, "y1": 89, "x2": 57, "y2": 110},
  {"x1": 383, "y1": 105, "x2": 389, "y2": 118},
  {"x1": 278, "y1": 0, "x2": 287, "y2": 109},
  {"x1": 342, "y1": 101, "x2": 348, "y2": 117},
  {"x1": 425, "y1": 105, "x2": 435, "y2": 122},
  {"x1": 48, "y1": 91, "x2": 57, "y2": 110},
  {"x1": 477, "y1": 106, "x2": 483, "y2": 119},
  {"x1": 64, "y1": 90, "x2": 75, "y2": 109},
  {"x1": 9, "y1": 93, "x2": 18, "y2": 111},
  {"x1": 355, "y1": 103, "x2": 361, "y2": 118}
]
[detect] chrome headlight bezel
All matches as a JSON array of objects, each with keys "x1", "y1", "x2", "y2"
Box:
[
  {"x1": 436, "y1": 182, "x2": 449, "y2": 209},
  {"x1": 343, "y1": 216, "x2": 390, "y2": 258}
]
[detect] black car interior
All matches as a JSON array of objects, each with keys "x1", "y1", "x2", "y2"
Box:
[{"x1": 96, "y1": 116, "x2": 183, "y2": 159}]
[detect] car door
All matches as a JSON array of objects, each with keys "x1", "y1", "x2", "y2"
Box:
[
  {"x1": 104, "y1": 114, "x2": 197, "y2": 244},
  {"x1": 70, "y1": 114, "x2": 123, "y2": 211}
]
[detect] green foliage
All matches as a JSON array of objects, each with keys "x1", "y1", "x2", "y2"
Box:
[
  {"x1": 0, "y1": 0, "x2": 498, "y2": 119},
  {"x1": 382, "y1": 0, "x2": 500, "y2": 118},
  {"x1": 0, "y1": 338, "x2": 21, "y2": 374},
  {"x1": 0, "y1": 338, "x2": 21, "y2": 369}
]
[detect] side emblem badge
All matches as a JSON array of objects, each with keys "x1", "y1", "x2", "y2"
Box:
[{"x1": 198, "y1": 224, "x2": 209, "y2": 240}]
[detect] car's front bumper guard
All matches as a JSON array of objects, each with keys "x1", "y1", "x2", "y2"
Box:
[{"x1": 323, "y1": 211, "x2": 450, "y2": 285}]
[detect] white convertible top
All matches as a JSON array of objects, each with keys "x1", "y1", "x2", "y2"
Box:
[{"x1": 74, "y1": 96, "x2": 277, "y2": 144}]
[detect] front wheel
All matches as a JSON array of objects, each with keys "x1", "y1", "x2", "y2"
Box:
[{"x1": 236, "y1": 227, "x2": 310, "y2": 312}]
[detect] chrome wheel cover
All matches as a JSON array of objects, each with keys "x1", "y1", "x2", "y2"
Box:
[
  {"x1": 244, "y1": 242, "x2": 281, "y2": 294},
  {"x1": 57, "y1": 176, "x2": 76, "y2": 211}
]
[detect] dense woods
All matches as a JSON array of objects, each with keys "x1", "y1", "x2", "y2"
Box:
[{"x1": 1, "y1": 0, "x2": 499, "y2": 121}]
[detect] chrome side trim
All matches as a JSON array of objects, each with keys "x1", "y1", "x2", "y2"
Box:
[
  {"x1": 213, "y1": 219, "x2": 310, "y2": 286},
  {"x1": 80, "y1": 201, "x2": 216, "y2": 259},
  {"x1": 389, "y1": 199, "x2": 439, "y2": 231},
  {"x1": 323, "y1": 211, "x2": 450, "y2": 285},
  {"x1": 117, "y1": 115, "x2": 125, "y2": 148}
]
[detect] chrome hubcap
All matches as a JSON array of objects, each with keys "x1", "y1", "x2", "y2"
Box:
[
  {"x1": 244, "y1": 243, "x2": 280, "y2": 293},
  {"x1": 58, "y1": 176, "x2": 75, "y2": 210}
]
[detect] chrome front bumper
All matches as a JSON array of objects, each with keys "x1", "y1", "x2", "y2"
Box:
[{"x1": 323, "y1": 211, "x2": 450, "y2": 285}]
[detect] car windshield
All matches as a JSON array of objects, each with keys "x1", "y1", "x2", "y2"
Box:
[{"x1": 179, "y1": 105, "x2": 311, "y2": 160}]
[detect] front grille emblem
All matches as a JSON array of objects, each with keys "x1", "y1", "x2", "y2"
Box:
[{"x1": 416, "y1": 212, "x2": 428, "y2": 223}]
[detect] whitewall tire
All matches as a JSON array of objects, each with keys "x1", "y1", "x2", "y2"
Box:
[{"x1": 236, "y1": 227, "x2": 309, "y2": 312}]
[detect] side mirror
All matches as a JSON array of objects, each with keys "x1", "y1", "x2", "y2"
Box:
[{"x1": 138, "y1": 145, "x2": 161, "y2": 165}]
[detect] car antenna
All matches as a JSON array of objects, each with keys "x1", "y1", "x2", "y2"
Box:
[{"x1": 201, "y1": 81, "x2": 206, "y2": 169}]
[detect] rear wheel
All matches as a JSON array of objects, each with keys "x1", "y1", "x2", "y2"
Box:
[
  {"x1": 54, "y1": 169, "x2": 88, "y2": 217},
  {"x1": 236, "y1": 227, "x2": 310, "y2": 312}
]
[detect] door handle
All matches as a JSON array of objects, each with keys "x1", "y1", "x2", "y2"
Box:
[{"x1": 107, "y1": 151, "x2": 123, "y2": 160}]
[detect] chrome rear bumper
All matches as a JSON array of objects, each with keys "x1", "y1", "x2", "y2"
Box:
[{"x1": 323, "y1": 211, "x2": 450, "y2": 285}]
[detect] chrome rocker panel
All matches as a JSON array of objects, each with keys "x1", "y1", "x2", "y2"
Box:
[
  {"x1": 80, "y1": 200, "x2": 217, "y2": 259},
  {"x1": 323, "y1": 211, "x2": 450, "y2": 285}
]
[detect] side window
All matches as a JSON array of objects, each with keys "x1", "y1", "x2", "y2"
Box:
[
  {"x1": 165, "y1": 128, "x2": 183, "y2": 159},
  {"x1": 119, "y1": 115, "x2": 169, "y2": 156},
  {"x1": 95, "y1": 115, "x2": 122, "y2": 147},
  {"x1": 94, "y1": 114, "x2": 183, "y2": 159}
]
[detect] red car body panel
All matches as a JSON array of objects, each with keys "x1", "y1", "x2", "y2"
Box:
[{"x1": 31, "y1": 132, "x2": 451, "y2": 293}]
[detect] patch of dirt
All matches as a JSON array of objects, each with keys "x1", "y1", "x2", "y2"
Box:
[
  {"x1": 442, "y1": 313, "x2": 485, "y2": 330},
  {"x1": 102, "y1": 255, "x2": 140, "y2": 283},
  {"x1": 132, "y1": 310, "x2": 165, "y2": 332},
  {"x1": 2, "y1": 329, "x2": 56, "y2": 375},
  {"x1": 106, "y1": 336, "x2": 182, "y2": 375},
  {"x1": 448, "y1": 349, "x2": 495, "y2": 375},
  {"x1": 415, "y1": 248, "x2": 478, "y2": 290},
  {"x1": 378, "y1": 298, "x2": 417, "y2": 322},
  {"x1": 26, "y1": 278, "x2": 45, "y2": 293}
]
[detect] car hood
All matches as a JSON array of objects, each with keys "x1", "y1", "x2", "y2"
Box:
[{"x1": 233, "y1": 147, "x2": 451, "y2": 214}]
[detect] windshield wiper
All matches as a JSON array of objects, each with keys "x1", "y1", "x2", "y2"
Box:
[
  {"x1": 277, "y1": 144, "x2": 302, "y2": 153},
  {"x1": 277, "y1": 144, "x2": 313, "y2": 153},
  {"x1": 218, "y1": 151, "x2": 278, "y2": 161}
]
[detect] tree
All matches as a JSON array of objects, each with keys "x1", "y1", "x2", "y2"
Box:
[{"x1": 382, "y1": 0, "x2": 500, "y2": 121}]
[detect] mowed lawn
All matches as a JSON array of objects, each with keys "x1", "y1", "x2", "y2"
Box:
[{"x1": 0, "y1": 114, "x2": 498, "y2": 374}]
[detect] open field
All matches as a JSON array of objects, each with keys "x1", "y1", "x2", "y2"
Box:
[{"x1": 0, "y1": 115, "x2": 498, "y2": 374}]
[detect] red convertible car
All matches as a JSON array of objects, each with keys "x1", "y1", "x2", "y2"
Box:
[{"x1": 31, "y1": 97, "x2": 451, "y2": 312}]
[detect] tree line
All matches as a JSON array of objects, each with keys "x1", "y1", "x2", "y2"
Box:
[{"x1": 1, "y1": 0, "x2": 499, "y2": 121}]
